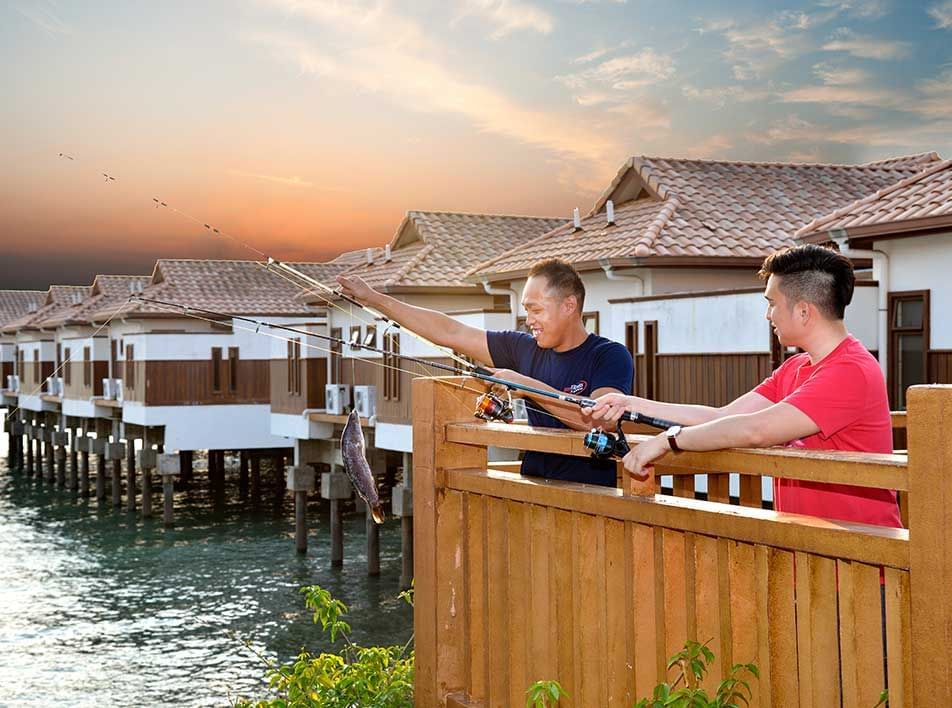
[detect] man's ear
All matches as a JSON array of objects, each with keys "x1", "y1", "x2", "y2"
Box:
[
  {"x1": 561, "y1": 295, "x2": 579, "y2": 317},
  {"x1": 795, "y1": 300, "x2": 812, "y2": 323}
]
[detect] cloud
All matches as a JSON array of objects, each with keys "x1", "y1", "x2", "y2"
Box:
[
  {"x1": 572, "y1": 41, "x2": 632, "y2": 65},
  {"x1": 915, "y1": 69, "x2": 952, "y2": 117},
  {"x1": 686, "y1": 134, "x2": 734, "y2": 158},
  {"x1": 817, "y1": 0, "x2": 889, "y2": 20},
  {"x1": 812, "y1": 62, "x2": 871, "y2": 85},
  {"x1": 458, "y1": 0, "x2": 555, "y2": 39},
  {"x1": 779, "y1": 83, "x2": 907, "y2": 108},
  {"x1": 681, "y1": 83, "x2": 768, "y2": 107},
  {"x1": 822, "y1": 28, "x2": 910, "y2": 59},
  {"x1": 228, "y1": 170, "x2": 314, "y2": 187},
  {"x1": 248, "y1": 2, "x2": 618, "y2": 168},
  {"x1": 557, "y1": 48, "x2": 675, "y2": 90},
  {"x1": 694, "y1": 13, "x2": 815, "y2": 80},
  {"x1": 15, "y1": 1, "x2": 73, "y2": 36},
  {"x1": 928, "y1": 1, "x2": 952, "y2": 28}
]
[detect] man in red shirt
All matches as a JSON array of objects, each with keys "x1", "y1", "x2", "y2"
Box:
[{"x1": 587, "y1": 243, "x2": 901, "y2": 527}]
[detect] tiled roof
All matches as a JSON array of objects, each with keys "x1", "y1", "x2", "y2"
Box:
[
  {"x1": 469, "y1": 152, "x2": 941, "y2": 279},
  {"x1": 341, "y1": 211, "x2": 565, "y2": 291},
  {"x1": 797, "y1": 158, "x2": 952, "y2": 240},
  {"x1": 91, "y1": 259, "x2": 334, "y2": 320},
  {"x1": 2, "y1": 286, "x2": 92, "y2": 333},
  {"x1": 40, "y1": 275, "x2": 152, "y2": 327},
  {"x1": 0, "y1": 290, "x2": 46, "y2": 328}
]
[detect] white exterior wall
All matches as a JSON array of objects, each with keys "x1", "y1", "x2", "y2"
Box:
[
  {"x1": 123, "y1": 402, "x2": 290, "y2": 451},
  {"x1": 270, "y1": 412, "x2": 334, "y2": 440},
  {"x1": 845, "y1": 285, "x2": 879, "y2": 350},
  {"x1": 878, "y1": 232, "x2": 952, "y2": 348}
]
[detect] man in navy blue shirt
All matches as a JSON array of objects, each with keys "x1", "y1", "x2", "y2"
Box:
[{"x1": 338, "y1": 258, "x2": 633, "y2": 486}]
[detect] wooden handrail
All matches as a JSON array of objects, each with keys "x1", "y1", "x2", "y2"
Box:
[{"x1": 446, "y1": 421, "x2": 908, "y2": 491}]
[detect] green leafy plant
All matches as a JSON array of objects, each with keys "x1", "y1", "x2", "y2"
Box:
[
  {"x1": 634, "y1": 640, "x2": 759, "y2": 708},
  {"x1": 525, "y1": 679, "x2": 569, "y2": 707},
  {"x1": 234, "y1": 584, "x2": 414, "y2": 708}
]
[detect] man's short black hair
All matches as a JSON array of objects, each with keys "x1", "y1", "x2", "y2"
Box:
[
  {"x1": 758, "y1": 244, "x2": 854, "y2": 320},
  {"x1": 527, "y1": 258, "x2": 586, "y2": 312}
]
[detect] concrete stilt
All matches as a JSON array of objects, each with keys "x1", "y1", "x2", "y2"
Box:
[
  {"x1": 322, "y1": 466, "x2": 352, "y2": 568},
  {"x1": 158, "y1": 453, "x2": 180, "y2": 527},
  {"x1": 45, "y1": 438, "x2": 55, "y2": 482},
  {"x1": 53, "y1": 431, "x2": 68, "y2": 488},
  {"x1": 26, "y1": 428, "x2": 34, "y2": 476},
  {"x1": 125, "y1": 442, "x2": 136, "y2": 513},
  {"x1": 69, "y1": 433, "x2": 79, "y2": 491},
  {"x1": 394, "y1": 452, "x2": 414, "y2": 590},
  {"x1": 96, "y1": 454, "x2": 107, "y2": 501},
  {"x1": 366, "y1": 505, "x2": 380, "y2": 576},
  {"x1": 80, "y1": 449, "x2": 90, "y2": 498},
  {"x1": 287, "y1": 466, "x2": 316, "y2": 554},
  {"x1": 138, "y1": 449, "x2": 156, "y2": 519},
  {"x1": 239, "y1": 452, "x2": 249, "y2": 500},
  {"x1": 111, "y1": 460, "x2": 121, "y2": 507},
  {"x1": 250, "y1": 455, "x2": 261, "y2": 500}
]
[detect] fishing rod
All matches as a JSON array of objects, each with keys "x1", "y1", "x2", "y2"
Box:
[{"x1": 130, "y1": 295, "x2": 681, "y2": 437}]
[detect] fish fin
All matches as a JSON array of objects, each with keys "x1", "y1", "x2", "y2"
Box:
[{"x1": 371, "y1": 506, "x2": 386, "y2": 524}]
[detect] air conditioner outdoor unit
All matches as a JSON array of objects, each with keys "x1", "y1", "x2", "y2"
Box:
[
  {"x1": 325, "y1": 384, "x2": 351, "y2": 415},
  {"x1": 47, "y1": 378, "x2": 63, "y2": 396},
  {"x1": 101, "y1": 378, "x2": 113, "y2": 399},
  {"x1": 114, "y1": 379, "x2": 124, "y2": 403},
  {"x1": 6, "y1": 375, "x2": 19, "y2": 392},
  {"x1": 353, "y1": 385, "x2": 376, "y2": 418}
]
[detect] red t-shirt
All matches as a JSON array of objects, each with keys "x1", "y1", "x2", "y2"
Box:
[{"x1": 754, "y1": 335, "x2": 901, "y2": 528}]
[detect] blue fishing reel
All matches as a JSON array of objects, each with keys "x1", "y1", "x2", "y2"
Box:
[{"x1": 583, "y1": 422, "x2": 631, "y2": 461}]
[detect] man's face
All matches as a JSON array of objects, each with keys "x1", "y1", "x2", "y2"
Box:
[
  {"x1": 521, "y1": 275, "x2": 575, "y2": 349},
  {"x1": 764, "y1": 274, "x2": 800, "y2": 346}
]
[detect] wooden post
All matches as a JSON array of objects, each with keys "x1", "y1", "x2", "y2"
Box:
[
  {"x1": 412, "y1": 377, "x2": 488, "y2": 705},
  {"x1": 96, "y1": 453, "x2": 107, "y2": 501},
  {"x1": 25, "y1": 427, "x2": 34, "y2": 475},
  {"x1": 239, "y1": 451, "x2": 249, "y2": 500},
  {"x1": 908, "y1": 385, "x2": 952, "y2": 706},
  {"x1": 68, "y1": 435, "x2": 79, "y2": 491},
  {"x1": 55, "y1": 446, "x2": 67, "y2": 487},
  {"x1": 366, "y1": 504, "x2": 380, "y2": 576},
  {"x1": 394, "y1": 451, "x2": 414, "y2": 589},
  {"x1": 112, "y1": 459, "x2": 122, "y2": 507},
  {"x1": 287, "y1": 465, "x2": 316, "y2": 554},
  {"x1": 251, "y1": 455, "x2": 261, "y2": 500},
  {"x1": 179, "y1": 450, "x2": 193, "y2": 485},
  {"x1": 158, "y1": 453, "x2": 180, "y2": 527},
  {"x1": 45, "y1": 437, "x2": 54, "y2": 482},
  {"x1": 138, "y1": 449, "x2": 157, "y2": 519}
]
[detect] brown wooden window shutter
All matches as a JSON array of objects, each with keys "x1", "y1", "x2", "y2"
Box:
[
  {"x1": 287, "y1": 340, "x2": 294, "y2": 393},
  {"x1": 84, "y1": 346, "x2": 91, "y2": 387},
  {"x1": 228, "y1": 347, "x2": 239, "y2": 393},
  {"x1": 33, "y1": 350, "x2": 39, "y2": 384},
  {"x1": 294, "y1": 339, "x2": 303, "y2": 395},
  {"x1": 126, "y1": 344, "x2": 135, "y2": 390},
  {"x1": 211, "y1": 347, "x2": 222, "y2": 392},
  {"x1": 330, "y1": 328, "x2": 342, "y2": 384},
  {"x1": 64, "y1": 347, "x2": 71, "y2": 385}
]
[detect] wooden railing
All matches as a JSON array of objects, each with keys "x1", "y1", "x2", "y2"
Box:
[{"x1": 413, "y1": 377, "x2": 952, "y2": 708}]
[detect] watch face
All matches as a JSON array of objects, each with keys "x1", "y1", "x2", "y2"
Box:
[{"x1": 666, "y1": 425, "x2": 682, "y2": 437}]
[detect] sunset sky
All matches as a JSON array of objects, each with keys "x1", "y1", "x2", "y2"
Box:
[{"x1": 2, "y1": 0, "x2": 951, "y2": 289}]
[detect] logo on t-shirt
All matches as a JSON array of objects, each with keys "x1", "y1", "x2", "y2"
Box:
[{"x1": 564, "y1": 380, "x2": 588, "y2": 395}]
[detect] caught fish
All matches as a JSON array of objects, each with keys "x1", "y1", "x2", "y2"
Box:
[{"x1": 341, "y1": 409, "x2": 385, "y2": 524}]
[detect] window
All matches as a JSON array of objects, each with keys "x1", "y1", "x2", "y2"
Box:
[
  {"x1": 228, "y1": 347, "x2": 239, "y2": 393},
  {"x1": 383, "y1": 331, "x2": 401, "y2": 400},
  {"x1": 211, "y1": 347, "x2": 222, "y2": 392},
  {"x1": 330, "y1": 328, "x2": 343, "y2": 384},
  {"x1": 63, "y1": 347, "x2": 71, "y2": 385},
  {"x1": 57, "y1": 343, "x2": 62, "y2": 370},
  {"x1": 363, "y1": 326, "x2": 377, "y2": 348},
  {"x1": 350, "y1": 326, "x2": 362, "y2": 350},
  {"x1": 33, "y1": 351, "x2": 39, "y2": 384},
  {"x1": 110, "y1": 339, "x2": 117, "y2": 378},
  {"x1": 642, "y1": 321, "x2": 658, "y2": 399},
  {"x1": 83, "y1": 346, "x2": 91, "y2": 387},
  {"x1": 294, "y1": 340, "x2": 302, "y2": 395},
  {"x1": 582, "y1": 312, "x2": 600, "y2": 335},
  {"x1": 126, "y1": 344, "x2": 135, "y2": 390},
  {"x1": 287, "y1": 340, "x2": 294, "y2": 393},
  {"x1": 625, "y1": 321, "x2": 638, "y2": 394},
  {"x1": 889, "y1": 291, "x2": 929, "y2": 410}
]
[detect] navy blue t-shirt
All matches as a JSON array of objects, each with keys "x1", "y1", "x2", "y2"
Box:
[{"x1": 487, "y1": 330, "x2": 633, "y2": 486}]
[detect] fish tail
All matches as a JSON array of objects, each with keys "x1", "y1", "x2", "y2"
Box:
[{"x1": 371, "y1": 505, "x2": 386, "y2": 525}]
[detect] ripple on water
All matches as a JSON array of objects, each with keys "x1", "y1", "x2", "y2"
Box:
[{"x1": 0, "y1": 453, "x2": 413, "y2": 707}]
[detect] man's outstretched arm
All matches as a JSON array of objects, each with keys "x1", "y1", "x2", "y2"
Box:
[{"x1": 338, "y1": 274, "x2": 493, "y2": 365}]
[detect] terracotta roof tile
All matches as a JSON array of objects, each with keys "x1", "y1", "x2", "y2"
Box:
[
  {"x1": 343, "y1": 211, "x2": 566, "y2": 290},
  {"x1": 470, "y1": 152, "x2": 941, "y2": 279},
  {"x1": 797, "y1": 158, "x2": 952, "y2": 239},
  {"x1": 0, "y1": 290, "x2": 46, "y2": 328},
  {"x1": 40, "y1": 275, "x2": 152, "y2": 327},
  {"x1": 2, "y1": 286, "x2": 91, "y2": 333}
]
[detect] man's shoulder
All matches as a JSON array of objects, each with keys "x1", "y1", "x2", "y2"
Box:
[{"x1": 588, "y1": 334, "x2": 631, "y2": 356}]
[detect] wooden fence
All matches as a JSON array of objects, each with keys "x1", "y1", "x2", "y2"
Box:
[{"x1": 412, "y1": 377, "x2": 952, "y2": 708}]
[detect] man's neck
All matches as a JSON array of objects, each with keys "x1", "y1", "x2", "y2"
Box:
[
  {"x1": 553, "y1": 323, "x2": 590, "y2": 353},
  {"x1": 801, "y1": 321, "x2": 850, "y2": 365}
]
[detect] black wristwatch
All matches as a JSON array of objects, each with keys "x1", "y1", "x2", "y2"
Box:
[{"x1": 665, "y1": 425, "x2": 683, "y2": 453}]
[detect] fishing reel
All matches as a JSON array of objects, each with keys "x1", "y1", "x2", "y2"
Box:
[
  {"x1": 474, "y1": 390, "x2": 515, "y2": 424},
  {"x1": 583, "y1": 421, "x2": 631, "y2": 461}
]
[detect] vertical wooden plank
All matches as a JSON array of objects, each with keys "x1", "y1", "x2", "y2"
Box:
[
  {"x1": 854, "y1": 563, "x2": 887, "y2": 707},
  {"x1": 716, "y1": 538, "x2": 734, "y2": 679},
  {"x1": 574, "y1": 513, "x2": 607, "y2": 708},
  {"x1": 727, "y1": 541, "x2": 760, "y2": 707},
  {"x1": 739, "y1": 474, "x2": 761, "y2": 508},
  {"x1": 662, "y1": 529, "x2": 688, "y2": 664},
  {"x1": 798, "y1": 553, "x2": 840, "y2": 708},
  {"x1": 605, "y1": 519, "x2": 632, "y2": 707},
  {"x1": 907, "y1": 385, "x2": 952, "y2": 707},
  {"x1": 412, "y1": 378, "x2": 488, "y2": 707},
  {"x1": 436, "y1": 490, "x2": 466, "y2": 698},
  {"x1": 885, "y1": 568, "x2": 912, "y2": 708},
  {"x1": 631, "y1": 523, "x2": 660, "y2": 697},
  {"x1": 528, "y1": 505, "x2": 555, "y2": 693},
  {"x1": 485, "y1": 498, "x2": 510, "y2": 708},
  {"x1": 465, "y1": 494, "x2": 488, "y2": 702},
  {"x1": 753, "y1": 546, "x2": 772, "y2": 703},
  {"x1": 672, "y1": 474, "x2": 693, "y2": 499},
  {"x1": 837, "y1": 560, "x2": 860, "y2": 708},
  {"x1": 708, "y1": 473, "x2": 730, "y2": 504},
  {"x1": 693, "y1": 534, "x2": 723, "y2": 694},
  {"x1": 769, "y1": 549, "x2": 799, "y2": 708},
  {"x1": 553, "y1": 509, "x2": 576, "y2": 707},
  {"x1": 507, "y1": 501, "x2": 529, "y2": 708}
]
